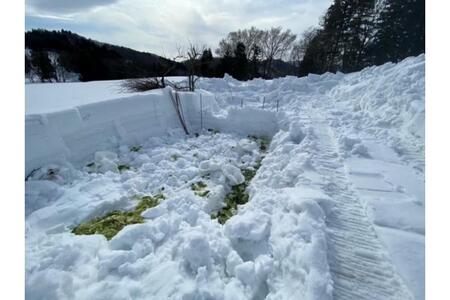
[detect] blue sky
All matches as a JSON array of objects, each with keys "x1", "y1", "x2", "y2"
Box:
[{"x1": 25, "y1": 0, "x2": 332, "y2": 56}]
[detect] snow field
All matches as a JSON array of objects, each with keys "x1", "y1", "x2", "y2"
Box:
[{"x1": 26, "y1": 55, "x2": 425, "y2": 299}]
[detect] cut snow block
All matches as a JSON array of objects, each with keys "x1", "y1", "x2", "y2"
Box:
[
  {"x1": 25, "y1": 114, "x2": 70, "y2": 175},
  {"x1": 204, "y1": 107, "x2": 279, "y2": 138},
  {"x1": 25, "y1": 91, "x2": 189, "y2": 174}
]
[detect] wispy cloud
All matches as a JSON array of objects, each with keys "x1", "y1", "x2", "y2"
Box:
[{"x1": 26, "y1": 0, "x2": 119, "y2": 15}]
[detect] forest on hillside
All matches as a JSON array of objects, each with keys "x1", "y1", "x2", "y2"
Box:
[
  {"x1": 25, "y1": 29, "x2": 187, "y2": 82},
  {"x1": 25, "y1": 0, "x2": 424, "y2": 82}
]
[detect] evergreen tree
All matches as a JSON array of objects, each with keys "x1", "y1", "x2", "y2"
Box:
[
  {"x1": 299, "y1": 31, "x2": 328, "y2": 76},
  {"x1": 200, "y1": 48, "x2": 213, "y2": 77},
  {"x1": 25, "y1": 55, "x2": 31, "y2": 74},
  {"x1": 250, "y1": 44, "x2": 261, "y2": 78},
  {"x1": 77, "y1": 50, "x2": 108, "y2": 81},
  {"x1": 299, "y1": 1, "x2": 347, "y2": 75},
  {"x1": 340, "y1": 0, "x2": 375, "y2": 72},
  {"x1": 219, "y1": 46, "x2": 234, "y2": 77},
  {"x1": 233, "y1": 42, "x2": 248, "y2": 80},
  {"x1": 25, "y1": 29, "x2": 188, "y2": 81},
  {"x1": 320, "y1": 1, "x2": 346, "y2": 72},
  {"x1": 299, "y1": 0, "x2": 424, "y2": 76},
  {"x1": 371, "y1": 0, "x2": 425, "y2": 65},
  {"x1": 30, "y1": 50, "x2": 56, "y2": 82}
]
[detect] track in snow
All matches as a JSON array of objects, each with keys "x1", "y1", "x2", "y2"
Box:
[{"x1": 307, "y1": 108, "x2": 414, "y2": 300}]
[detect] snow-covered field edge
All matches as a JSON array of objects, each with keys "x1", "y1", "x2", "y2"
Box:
[{"x1": 25, "y1": 88, "x2": 278, "y2": 175}]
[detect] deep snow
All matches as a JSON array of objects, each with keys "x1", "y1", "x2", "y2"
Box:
[
  {"x1": 25, "y1": 55, "x2": 425, "y2": 299},
  {"x1": 25, "y1": 77, "x2": 188, "y2": 115},
  {"x1": 26, "y1": 80, "x2": 155, "y2": 114}
]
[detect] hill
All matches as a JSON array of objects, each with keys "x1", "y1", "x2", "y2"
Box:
[
  {"x1": 25, "y1": 29, "x2": 299, "y2": 83},
  {"x1": 25, "y1": 29, "x2": 188, "y2": 82}
]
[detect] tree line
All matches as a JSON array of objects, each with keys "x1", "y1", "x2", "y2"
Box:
[
  {"x1": 26, "y1": 0, "x2": 424, "y2": 82},
  {"x1": 214, "y1": 26, "x2": 297, "y2": 79},
  {"x1": 25, "y1": 28, "x2": 298, "y2": 82},
  {"x1": 298, "y1": 0, "x2": 425, "y2": 75},
  {"x1": 25, "y1": 29, "x2": 187, "y2": 82},
  {"x1": 211, "y1": 0, "x2": 424, "y2": 78}
]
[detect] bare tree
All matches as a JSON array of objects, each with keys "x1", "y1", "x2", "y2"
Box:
[
  {"x1": 54, "y1": 61, "x2": 67, "y2": 82},
  {"x1": 120, "y1": 48, "x2": 188, "y2": 92},
  {"x1": 185, "y1": 43, "x2": 205, "y2": 91},
  {"x1": 290, "y1": 27, "x2": 319, "y2": 71},
  {"x1": 120, "y1": 77, "x2": 165, "y2": 92},
  {"x1": 121, "y1": 43, "x2": 209, "y2": 93},
  {"x1": 216, "y1": 26, "x2": 296, "y2": 78},
  {"x1": 157, "y1": 46, "x2": 185, "y2": 88},
  {"x1": 260, "y1": 27, "x2": 296, "y2": 78},
  {"x1": 290, "y1": 43, "x2": 302, "y2": 70},
  {"x1": 216, "y1": 27, "x2": 265, "y2": 60}
]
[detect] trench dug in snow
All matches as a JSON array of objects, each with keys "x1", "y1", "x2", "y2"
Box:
[
  {"x1": 68, "y1": 132, "x2": 270, "y2": 239},
  {"x1": 26, "y1": 124, "x2": 283, "y2": 299},
  {"x1": 27, "y1": 129, "x2": 271, "y2": 230},
  {"x1": 26, "y1": 56, "x2": 425, "y2": 299},
  {"x1": 25, "y1": 84, "x2": 341, "y2": 300}
]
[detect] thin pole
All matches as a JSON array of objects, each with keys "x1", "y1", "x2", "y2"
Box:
[
  {"x1": 262, "y1": 96, "x2": 265, "y2": 109},
  {"x1": 169, "y1": 90, "x2": 189, "y2": 135},
  {"x1": 241, "y1": 98, "x2": 243, "y2": 108},
  {"x1": 226, "y1": 81, "x2": 234, "y2": 103},
  {"x1": 200, "y1": 93, "x2": 203, "y2": 131},
  {"x1": 276, "y1": 98, "x2": 279, "y2": 112}
]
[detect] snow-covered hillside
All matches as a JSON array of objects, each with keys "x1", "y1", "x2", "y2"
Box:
[
  {"x1": 25, "y1": 48, "x2": 80, "y2": 83},
  {"x1": 25, "y1": 55, "x2": 425, "y2": 299}
]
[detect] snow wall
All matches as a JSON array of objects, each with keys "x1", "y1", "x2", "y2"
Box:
[{"x1": 25, "y1": 87, "x2": 279, "y2": 175}]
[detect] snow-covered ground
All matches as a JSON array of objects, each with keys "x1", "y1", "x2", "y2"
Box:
[
  {"x1": 25, "y1": 77, "x2": 188, "y2": 115},
  {"x1": 26, "y1": 80, "x2": 129, "y2": 114},
  {"x1": 25, "y1": 55, "x2": 425, "y2": 299}
]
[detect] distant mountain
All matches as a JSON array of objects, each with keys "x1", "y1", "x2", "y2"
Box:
[{"x1": 25, "y1": 29, "x2": 187, "y2": 82}]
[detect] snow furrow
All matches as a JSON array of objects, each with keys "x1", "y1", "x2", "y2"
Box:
[{"x1": 308, "y1": 113, "x2": 414, "y2": 300}]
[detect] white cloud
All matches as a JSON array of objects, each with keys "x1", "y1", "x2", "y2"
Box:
[
  {"x1": 26, "y1": 0, "x2": 332, "y2": 56},
  {"x1": 27, "y1": 0, "x2": 119, "y2": 15}
]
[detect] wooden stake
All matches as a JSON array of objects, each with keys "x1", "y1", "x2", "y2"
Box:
[{"x1": 200, "y1": 93, "x2": 203, "y2": 130}]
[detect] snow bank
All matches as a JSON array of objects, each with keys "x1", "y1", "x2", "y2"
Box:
[
  {"x1": 26, "y1": 87, "x2": 278, "y2": 175},
  {"x1": 26, "y1": 88, "x2": 179, "y2": 174},
  {"x1": 197, "y1": 54, "x2": 424, "y2": 299},
  {"x1": 25, "y1": 77, "x2": 188, "y2": 114},
  {"x1": 328, "y1": 55, "x2": 425, "y2": 169},
  {"x1": 26, "y1": 80, "x2": 128, "y2": 114},
  {"x1": 335, "y1": 57, "x2": 425, "y2": 135}
]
